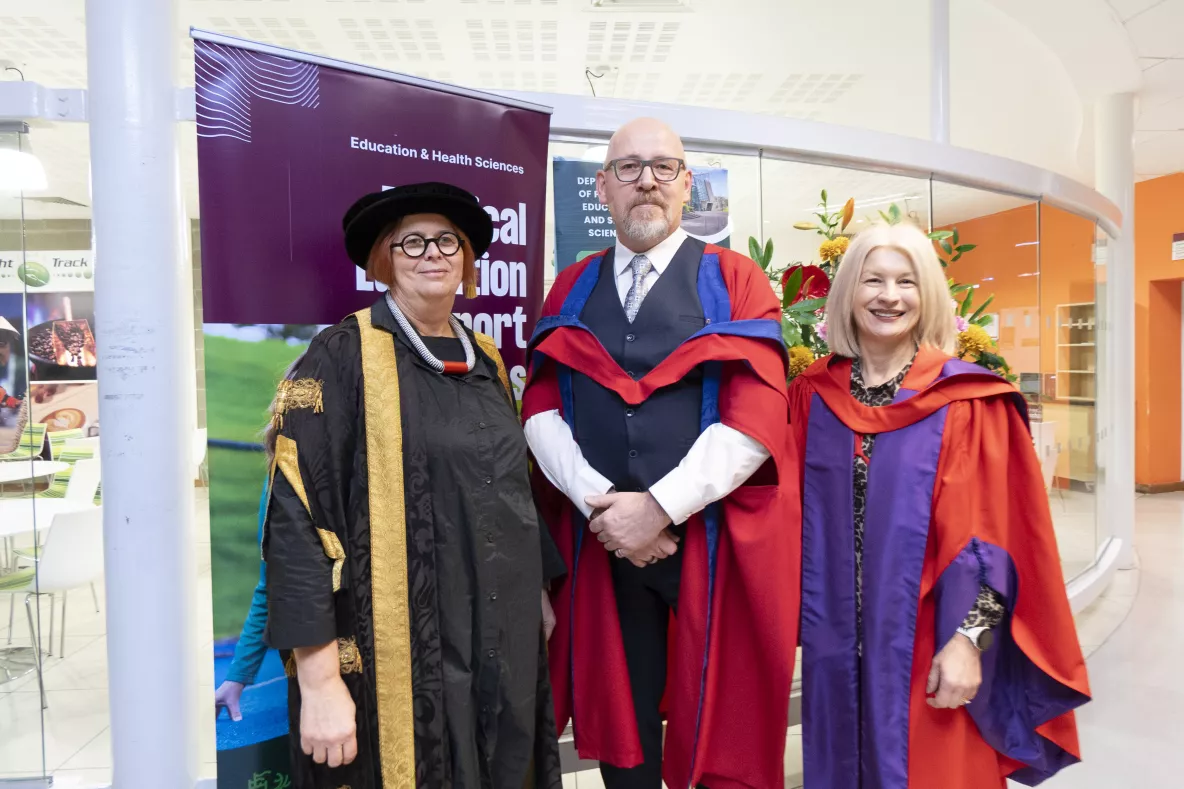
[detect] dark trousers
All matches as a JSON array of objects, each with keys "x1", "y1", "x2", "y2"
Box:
[{"x1": 599, "y1": 547, "x2": 683, "y2": 789}]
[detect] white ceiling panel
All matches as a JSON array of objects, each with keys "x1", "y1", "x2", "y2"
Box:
[
  {"x1": 1140, "y1": 58, "x2": 1184, "y2": 105},
  {"x1": 1106, "y1": 0, "x2": 1170, "y2": 22},
  {"x1": 1120, "y1": 0, "x2": 1184, "y2": 57},
  {"x1": 1137, "y1": 95, "x2": 1184, "y2": 130},
  {"x1": 1134, "y1": 128, "x2": 1184, "y2": 175}
]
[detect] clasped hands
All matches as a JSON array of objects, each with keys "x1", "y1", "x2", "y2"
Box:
[{"x1": 585, "y1": 491, "x2": 679, "y2": 568}]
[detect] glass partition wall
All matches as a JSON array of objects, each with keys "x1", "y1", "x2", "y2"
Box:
[
  {"x1": 0, "y1": 121, "x2": 106, "y2": 787},
  {"x1": 0, "y1": 125, "x2": 49, "y2": 785},
  {"x1": 1039, "y1": 203, "x2": 1103, "y2": 579}
]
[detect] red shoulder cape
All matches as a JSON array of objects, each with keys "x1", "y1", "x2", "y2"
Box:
[{"x1": 525, "y1": 246, "x2": 799, "y2": 789}]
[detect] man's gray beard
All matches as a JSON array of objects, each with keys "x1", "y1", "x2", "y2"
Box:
[{"x1": 618, "y1": 212, "x2": 672, "y2": 248}]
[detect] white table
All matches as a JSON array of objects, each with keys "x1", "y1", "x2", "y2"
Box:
[{"x1": 0, "y1": 461, "x2": 69, "y2": 484}]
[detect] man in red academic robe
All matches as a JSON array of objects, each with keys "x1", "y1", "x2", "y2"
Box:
[{"x1": 522, "y1": 118, "x2": 798, "y2": 789}]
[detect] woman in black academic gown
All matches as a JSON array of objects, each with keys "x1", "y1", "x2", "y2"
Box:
[{"x1": 263, "y1": 182, "x2": 565, "y2": 789}]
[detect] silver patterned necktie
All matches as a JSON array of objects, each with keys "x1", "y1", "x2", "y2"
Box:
[{"x1": 623, "y1": 254, "x2": 654, "y2": 324}]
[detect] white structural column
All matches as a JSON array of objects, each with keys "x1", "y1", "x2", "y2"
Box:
[
  {"x1": 85, "y1": 0, "x2": 199, "y2": 786},
  {"x1": 1095, "y1": 93, "x2": 1136, "y2": 570},
  {"x1": 930, "y1": 0, "x2": 951, "y2": 144}
]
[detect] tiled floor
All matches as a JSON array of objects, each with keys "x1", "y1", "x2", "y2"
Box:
[
  {"x1": 0, "y1": 488, "x2": 1153, "y2": 787},
  {"x1": 1043, "y1": 492, "x2": 1184, "y2": 788}
]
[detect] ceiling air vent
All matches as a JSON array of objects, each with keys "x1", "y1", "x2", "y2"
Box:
[{"x1": 590, "y1": 0, "x2": 692, "y2": 9}]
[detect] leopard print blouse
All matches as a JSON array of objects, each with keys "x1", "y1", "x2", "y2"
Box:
[{"x1": 850, "y1": 357, "x2": 1005, "y2": 646}]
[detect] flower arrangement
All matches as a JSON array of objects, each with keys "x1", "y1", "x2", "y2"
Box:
[{"x1": 750, "y1": 191, "x2": 1015, "y2": 382}]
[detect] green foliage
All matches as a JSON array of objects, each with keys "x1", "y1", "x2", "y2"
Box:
[
  {"x1": 749, "y1": 237, "x2": 774, "y2": 271},
  {"x1": 755, "y1": 194, "x2": 1013, "y2": 382}
]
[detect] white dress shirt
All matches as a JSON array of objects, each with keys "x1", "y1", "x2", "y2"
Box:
[{"x1": 523, "y1": 228, "x2": 771, "y2": 525}]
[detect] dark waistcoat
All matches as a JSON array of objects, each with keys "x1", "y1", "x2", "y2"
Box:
[{"x1": 571, "y1": 237, "x2": 707, "y2": 494}]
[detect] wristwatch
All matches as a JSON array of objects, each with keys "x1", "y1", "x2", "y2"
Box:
[{"x1": 956, "y1": 625, "x2": 995, "y2": 652}]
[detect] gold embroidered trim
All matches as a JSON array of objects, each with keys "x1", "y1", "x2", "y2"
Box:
[
  {"x1": 317, "y1": 528, "x2": 346, "y2": 594},
  {"x1": 474, "y1": 333, "x2": 513, "y2": 403},
  {"x1": 357, "y1": 307, "x2": 416, "y2": 788},
  {"x1": 274, "y1": 435, "x2": 311, "y2": 514},
  {"x1": 275, "y1": 434, "x2": 344, "y2": 593},
  {"x1": 283, "y1": 637, "x2": 363, "y2": 679},
  {"x1": 338, "y1": 636, "x2": 364, "y2": 674},
  {"x1": 273, "y1": 378, "x2": 324, "y2": 429}
]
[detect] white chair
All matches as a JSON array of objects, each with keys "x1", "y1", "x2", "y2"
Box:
[
  {"x1": 64, "y1": 458, "x2": 102, "y2": 504},
  {"x1": 0, "y1": 507, "x2": 104, "y2": 708},
  {"x1": 63, "y1": 436, "x2": 101, "y2": 452},
  {"x1": 10, "y1": 459, "x2": 103, "y2": 610}
]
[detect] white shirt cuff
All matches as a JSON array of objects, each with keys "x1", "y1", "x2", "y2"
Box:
[
  {"x1": 524, "y1": 410, "x2": 613, "y2": 520},
  {"x1": 649, "y1": 423, "x2": 771, "y2": 525}
]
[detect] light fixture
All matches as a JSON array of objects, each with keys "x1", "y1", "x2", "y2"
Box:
[{"x1": 0, "y1": 122, "x2": 47, "y2": 193}]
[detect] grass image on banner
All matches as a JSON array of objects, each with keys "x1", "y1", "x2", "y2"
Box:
[
  {"x1": 205, "y1": 325, "x2": 321, "y2": 639},
  {"x1": 204, "y1": 324, "x2": 324, "y2": 756}
]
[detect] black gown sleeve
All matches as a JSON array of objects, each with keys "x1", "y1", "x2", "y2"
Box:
[
  {"x1": 265, "y1": 469, "x2": 337, "y2": 649},
  {"x1": 263, "y1": 325, "x2": 358, "y2": 651}
]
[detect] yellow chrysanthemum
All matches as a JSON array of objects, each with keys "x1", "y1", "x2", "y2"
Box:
[
  {"x1": 788, "y1": 345, "x2": 816, "y2": 378},
  {"x1": 819, "y1": 236, "x2": 850, "y2": 262},
  {"x1": 957, "y1": 324, "x2": 993, "y2": 358}
]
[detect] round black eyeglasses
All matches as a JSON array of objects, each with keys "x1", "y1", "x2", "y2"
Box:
[{"x1": 391, "y1": 232, "x2": 464, "y2": 258}]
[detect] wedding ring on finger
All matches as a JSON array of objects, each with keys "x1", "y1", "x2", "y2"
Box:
[
  {"x1": 647, "y1": 557, "x2": 658, "y2": 565},
  {"x1": 961, "y1": 698, "x2": 972, "y2": 706},
  {"x1": 615, "y1": 549, "x2": 625, "y2": 558}
]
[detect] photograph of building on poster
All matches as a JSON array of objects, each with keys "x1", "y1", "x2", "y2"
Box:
[
  {"x1": 204, "y1": 322, "x2": 326, "y2": 753},
  {"x1": 682, "y1": 167, "x2": 731, "y2": 248}
]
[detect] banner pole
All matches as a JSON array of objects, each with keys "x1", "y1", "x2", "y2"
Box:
[{"x1": 86, "y1": 0, "x2": 200, "y2": 785}]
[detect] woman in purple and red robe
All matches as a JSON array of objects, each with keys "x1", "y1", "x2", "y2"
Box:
[{"x1": 789, "y1": 222, "x2": 1090, "y2": 789}]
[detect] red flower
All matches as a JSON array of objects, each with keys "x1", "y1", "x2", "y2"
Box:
[{"x1": 781, "y1": 264, "x2": 830, "y2": 304}]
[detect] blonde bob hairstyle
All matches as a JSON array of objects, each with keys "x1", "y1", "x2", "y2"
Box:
[
  {"x1": 365, "y1": 215, "x2": 478, "y2": 299},
  {"x1": 824, "y1": 222, "x2": 955, "y2": 358}
]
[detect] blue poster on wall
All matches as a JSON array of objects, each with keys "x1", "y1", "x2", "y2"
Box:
[
  {"x1": 552, "y1": 158, "x2": 731, "y2": 274},
  {"x1": 552, "y1": 158, "x2": 615, "y2": 273}
]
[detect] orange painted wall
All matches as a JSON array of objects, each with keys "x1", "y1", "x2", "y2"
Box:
[
  {"x1": 939, "y1": 173, "x2": 1184, "y2": 487},
  {"x1": 938, "y1": 202, "x2": 1099, "y2": 485},
  {"x1": 1146, "y1": 281, "x2": 1182, "y2": 485},
  {"x1": 939, "y1": 203, "x2": 1096, "y2": 382},
  {"x1": 938, "y1": 205, "x2": 1041, "y2": 374},
  {"x1": 1133, "y1": 173, "x2": 1184, "y2": 487}
]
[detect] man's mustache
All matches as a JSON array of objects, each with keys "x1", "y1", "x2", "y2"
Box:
[{"x1": 629, "y1": 196, "x2": 666, "y2": 210}]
